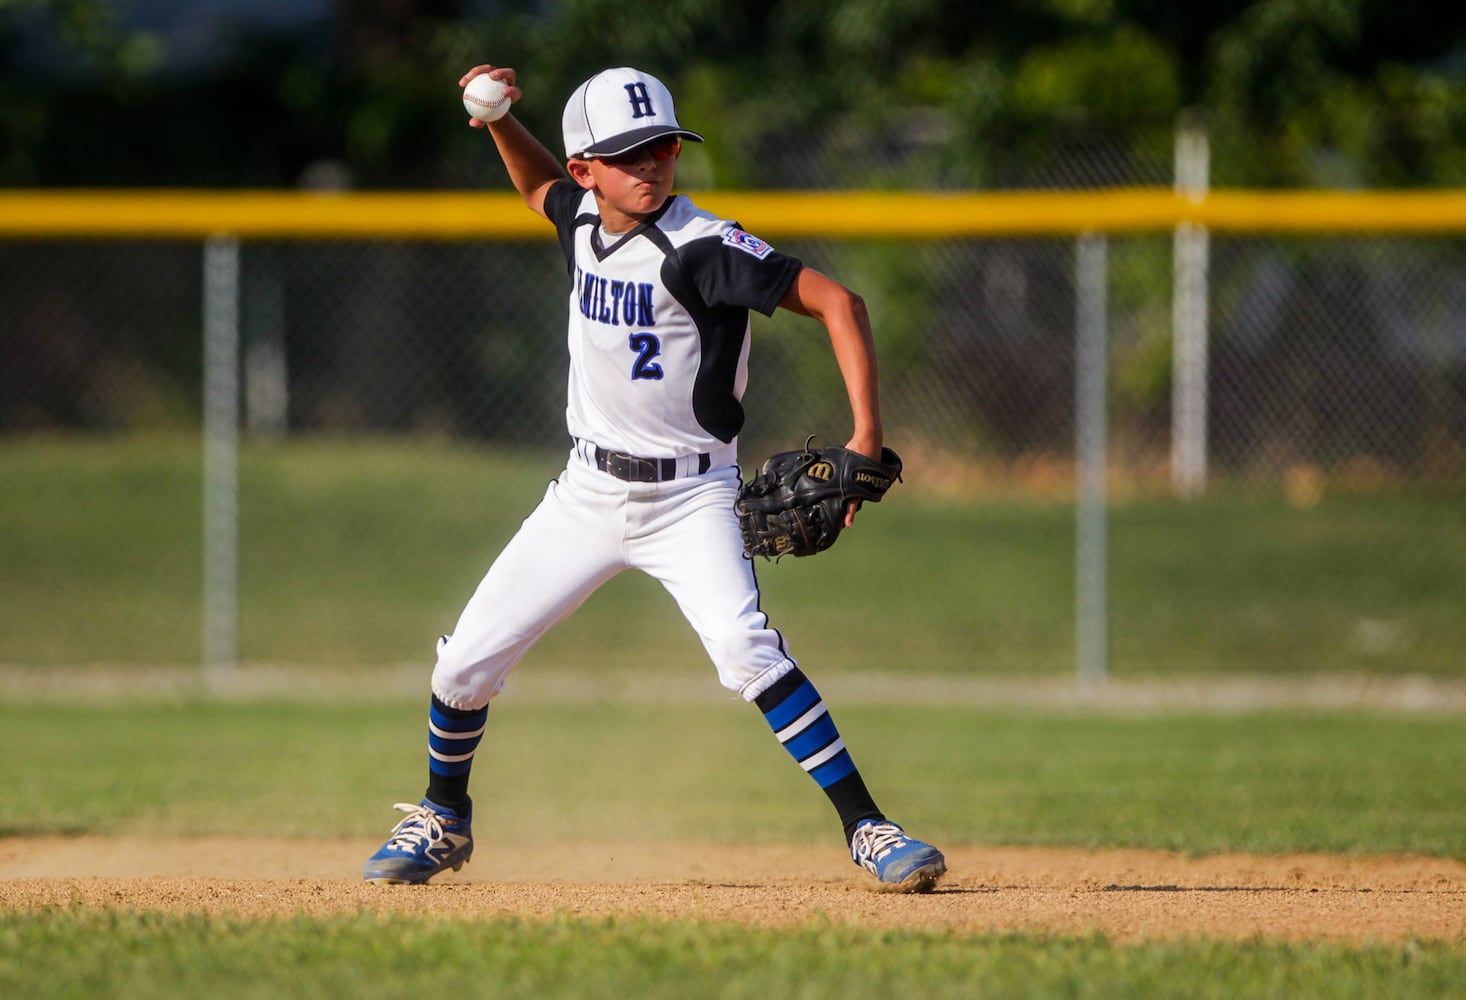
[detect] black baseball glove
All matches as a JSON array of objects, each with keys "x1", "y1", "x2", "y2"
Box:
[{"x1": 736, "y1": 438, "x2": 903, "y2": 559}]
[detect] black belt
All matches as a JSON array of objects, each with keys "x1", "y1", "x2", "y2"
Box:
[{"x1": 594, "y1": 446, "x2": 712, "y2": 483}]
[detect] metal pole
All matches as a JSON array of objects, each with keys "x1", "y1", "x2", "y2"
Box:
[
  {"x1": 1075, "y1": 233, "x2": 1109, "y2": 684},
  {"x1": 203, "y1": 236, "x2": 240, "y2": 678},
  {"x1": 1172, "y1": 112, "x2": 1211, "y2": 497}
]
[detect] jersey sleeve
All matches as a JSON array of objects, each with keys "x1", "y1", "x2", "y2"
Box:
[
  {"x1": 679, "y1": 225, "x2": 804, "y2": 317},
  {"x1": 543, "y1": 179, "x2": 589, "y2": 271}
]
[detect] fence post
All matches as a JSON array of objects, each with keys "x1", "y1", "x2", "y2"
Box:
[
  {"x1": 1172, "y1": 112, "x2": 1211, "y2": 497},
  {"x1": 203, "y1": 236, "x2": 240, "y2": 678},
  {"x1": 1075, "y1": 233, "x2": 1109, "y2": 684}
]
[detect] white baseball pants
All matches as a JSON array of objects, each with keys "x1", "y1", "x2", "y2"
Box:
[{"x1": 430, "y1": 447, "x2": 797, "y2": 711}]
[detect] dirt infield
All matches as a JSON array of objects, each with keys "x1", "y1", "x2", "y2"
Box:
[{"x1": 3, "y1": 837, "x2": 1463, "y2": 943}]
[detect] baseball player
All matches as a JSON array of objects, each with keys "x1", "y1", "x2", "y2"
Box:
[{"x1": 363, "y1": 64, "x2": 946, "y2": 892}]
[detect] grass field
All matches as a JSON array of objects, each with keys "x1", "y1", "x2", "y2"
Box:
[
  {"x1": 2, "y1": 434, "x2": 1464, "y2": 676},
  {"x1": 3, "y1": 694, "x2": 1466, "y2": 997},
  {"x1": 3, "y1": 433, "x2": 1464, "y2": 997},
  {"x1": 5, "y1": 910, "x2": 1465, "y2": 1000},
  {"x1": 4, "y1": 699, "x2": 1466, "y2": 856}
]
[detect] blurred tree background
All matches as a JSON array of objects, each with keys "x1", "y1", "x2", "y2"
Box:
[
  {"x1": 3, "y1": 0, "x2": 1464, "y2": 476},
  {"x1": 3, "y1": 0, "x2": 1465, "y2": 190},
  {"x1": 3, "y1": 3, "x2": 1464, "y2": 680}
]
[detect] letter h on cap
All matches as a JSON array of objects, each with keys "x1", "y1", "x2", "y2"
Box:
[{"x1": 624, "y1": 82, "x2": 655, "y2": 119}]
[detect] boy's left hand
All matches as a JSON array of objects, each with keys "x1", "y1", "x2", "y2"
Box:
[{"x1": 843, "y1": 436, "x2": 883, "y2": 526}]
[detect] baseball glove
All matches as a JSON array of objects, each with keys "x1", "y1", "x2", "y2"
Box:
[{"x1": 736, "y1": 438, "x2": 903, "y2": 559}]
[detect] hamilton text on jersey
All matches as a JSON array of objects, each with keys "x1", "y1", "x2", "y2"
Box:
[{"x1": 576, "y1": 268, "x2": 657, "y2": 329}]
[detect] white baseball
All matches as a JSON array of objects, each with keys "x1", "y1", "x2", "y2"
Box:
[{"x1": 463, "y1": 74, "x2": 510, "y2": 123}]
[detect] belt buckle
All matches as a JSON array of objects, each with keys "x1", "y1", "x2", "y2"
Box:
[{"x1": 607, "y1": 450, "x2": 658, "y2": 482}]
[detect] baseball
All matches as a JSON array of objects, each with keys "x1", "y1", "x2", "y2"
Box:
[{"x1": 463, "y1": 74, "x2": 510, "y2": 123}]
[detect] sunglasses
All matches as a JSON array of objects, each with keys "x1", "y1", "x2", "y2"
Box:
[{"x1": 590, "y1": 137, "x2": 682, "y2": 167}]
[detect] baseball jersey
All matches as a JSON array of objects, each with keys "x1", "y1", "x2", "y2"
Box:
[{"x1": 543, "y1": 180, "x2": 804, "y2": 458}]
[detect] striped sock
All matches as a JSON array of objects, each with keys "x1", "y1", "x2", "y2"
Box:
[
  {"x1": 424, "y1": 694, "x2": 487, "y2": 811},
  {"x1": 755, "y1": 667, "x2": 883, "y2": 843}
]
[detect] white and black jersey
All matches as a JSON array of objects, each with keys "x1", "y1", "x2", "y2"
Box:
[{"x1": 544, "y1": 180, "x2": 804, "y2": 459}]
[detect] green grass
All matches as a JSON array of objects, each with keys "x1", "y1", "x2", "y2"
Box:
[
  {"x1": 1107, "y1": 493, "x2": 1466, "y2": 675},
  {"x1": 2, "y1": 434, "x2": 1464, "y2": 676},
  {"x1": 4, "y1": 911, "x2": 1465, "y2": 1000},
  {"x1": 5, "y1": 695, "x2": 1466, "y2": 997},
  {"x1": 4, "y1": 435, "x2": 1465, "y2": 997},
  {"x1": 3, "y1": 699, "x2": 1465, "y2": 856}
]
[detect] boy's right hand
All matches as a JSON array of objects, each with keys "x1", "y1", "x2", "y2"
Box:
[{"x1": 459, "y1": 66, "x2": 522, "y2": 128}]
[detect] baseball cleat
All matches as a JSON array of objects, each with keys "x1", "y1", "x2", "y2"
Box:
[
  {"x1": 363, "y1": 798, "x2": 473, "y2": 885},
  {"x1": 850, "y1": 819, "x2": 946, "y2": 893}
]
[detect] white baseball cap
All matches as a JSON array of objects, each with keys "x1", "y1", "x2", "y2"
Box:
[{"x1": 562, "y1": 67, "x2": 704, "y2": 159}]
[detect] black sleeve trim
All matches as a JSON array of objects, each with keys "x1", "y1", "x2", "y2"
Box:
[{"x1": 544, "y1": 180, "x2": 593, "y2": 274}]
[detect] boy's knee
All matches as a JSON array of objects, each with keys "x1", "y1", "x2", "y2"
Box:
[
  {"x1": 431, "y1": 634, "x2": 506, "y2": 710},
  {"x1": 713, "y1": 653, "x2": 797, "y2": 702}
]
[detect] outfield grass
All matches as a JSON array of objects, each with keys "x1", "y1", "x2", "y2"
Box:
[
  {"x1": 3, "y1": 698, "x2": 1465, "y2": 856},
  {"x1": 2, "y1": 434, "x2": 1463, "y2": 677}
]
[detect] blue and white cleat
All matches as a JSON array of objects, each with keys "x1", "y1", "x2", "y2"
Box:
[
  {"x1": 850, "y1": 819, "x2": 946, "y2": 893},
  {"x1": 363, "y1": 798, "x2": 474, "y2": 885}
]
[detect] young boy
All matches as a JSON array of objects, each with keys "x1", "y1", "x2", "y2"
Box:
[{"x1": 363, "y1": 64, "x2": 946, "y2": 892}]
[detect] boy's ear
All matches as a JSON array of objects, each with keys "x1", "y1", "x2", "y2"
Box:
[{"x1": 567, "y1": 158, "x2": 597, "y2": 190}]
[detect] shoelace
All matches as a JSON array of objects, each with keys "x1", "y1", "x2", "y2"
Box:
[
  {"x1": 851, "y1": 821, "x2": 909, "y2": 863},
  {"x1": 383, "y1": 802, "x2": 450, "y2": 851}
]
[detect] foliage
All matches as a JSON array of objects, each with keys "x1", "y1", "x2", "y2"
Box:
[{"x1": 3, "y1": 0, "x2": 1465, "y2": 188}]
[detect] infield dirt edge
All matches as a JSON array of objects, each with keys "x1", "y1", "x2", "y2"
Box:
[{"x1": 3, "y1": 837, "x2": 1463, "y2": 944}]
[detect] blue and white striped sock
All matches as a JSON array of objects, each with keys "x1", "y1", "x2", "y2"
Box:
[
  {"x1": 759, "y1": 670, "x2": 855, "y2": 787},
  {"x1": 425, "y1": 694, "x2": 487, "y2": 811},
  {"x1": 755, "y1": 667, "x2": 882, "y2": 841}
]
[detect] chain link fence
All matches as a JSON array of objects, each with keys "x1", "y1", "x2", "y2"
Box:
[
  {"x1": 3, "y1": 201, "x2": 1464, "y2": 678},
  {"x1": 14, "y1": 232, "x2": 1461, "y2": 470}
]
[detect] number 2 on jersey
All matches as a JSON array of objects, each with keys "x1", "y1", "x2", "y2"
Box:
[{"x1": 628, "y1": 333, "x2": 664, "y2": 381}]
